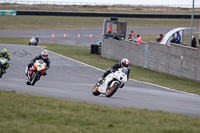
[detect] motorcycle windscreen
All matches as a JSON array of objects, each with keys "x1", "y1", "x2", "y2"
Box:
[{"x1": 119, "y1": 67, "x2": 128, "y2": 74}]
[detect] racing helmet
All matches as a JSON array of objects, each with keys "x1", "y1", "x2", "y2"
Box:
[
  {"x1": 2, "y1": 48, "x2": 7, "y2": 54},
  {"x1": 41, "y1": 50, "x2": 48, "y2": 59},
  {"x1": 121, "y1": 58, "x2": 129, "y2": 67}
]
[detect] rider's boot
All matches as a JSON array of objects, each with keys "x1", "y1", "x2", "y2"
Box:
[{"x1": 3, "y1": 69, "x2": 6, "y2": 74}]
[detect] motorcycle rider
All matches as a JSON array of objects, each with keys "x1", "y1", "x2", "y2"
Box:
[
  {"x1": 0, "y1": 48, "x2": 10, "y2": 73},
  {"x1": 25, "y1": 50, "x2": 50, "y2": 77},
  {"x1": 99, "y1": 58, "x2": 130, "y2": 86}
]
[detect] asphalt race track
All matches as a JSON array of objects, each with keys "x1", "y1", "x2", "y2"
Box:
[
  {"x1": 0, "y1": 44, "x2": 200, "y2": 117},
  {"x1": 0, "y1": 28, "x2": 175, "y2": 46}
]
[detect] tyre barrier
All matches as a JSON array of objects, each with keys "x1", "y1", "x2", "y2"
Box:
[
  {"x1": 90, "y1": 44, "x2": 101, "y2": 54},
  {"x1": 16, "y1": 11, "x2": 200, "y2": 19}
]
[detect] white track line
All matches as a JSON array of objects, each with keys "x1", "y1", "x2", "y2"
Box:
[{"x1": 40, "y1": 47, "x2": 199, "y2": 97}]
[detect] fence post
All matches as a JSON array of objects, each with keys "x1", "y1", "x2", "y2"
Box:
[{"x1": 144, "y1": 44, "x2": 149, "y2": 68}]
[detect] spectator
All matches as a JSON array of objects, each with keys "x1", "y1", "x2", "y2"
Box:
[
  {"x1": 175, "y1": 31, "x2": 181, "y2": 44},
  {"x1": 170, "y1": 33, "x2": 176, "y2": 43},
  {"x1": 131, "y1": 31, "x2": 135, "y2": 39},
  {"x1": 136, "y1": 34, "x2": 141, "y2": 44},
  {"x1": 113, "y1": 33, "x2": 120, "y2": 40},
  {"x1": 128, "y1": 34, "x2": 136, "y2": 42},
  {"x1": 128, "y1": 34, "x2": 132, "y2": 41},
  {"x1": 107, "y1": 24, "x2": 112, "y2": 33},
  {"x1": 191, "y1": 36, "x2": 197, "y2": 48},
  {"x1": 156, "y1": 34, "x2": 164, "y2": 43}
]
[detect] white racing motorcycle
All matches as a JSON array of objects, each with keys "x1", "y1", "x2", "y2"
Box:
[
  {"x1": 29, "y1": 36, "x2": 39, "y2": 46},
  {"x1": 92, "y1": 67, "x2": 128, "y2": 97}
]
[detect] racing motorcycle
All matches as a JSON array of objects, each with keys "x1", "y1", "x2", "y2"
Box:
[
  {"x1": 0, "y1": 57, "x2": 9, "y2": 78},
  {"x1": 92, "y1": 67, "x2": 128, "y2": 97},
  {"x1": 29, "y1": 36, "x2": 39, "y2": 46},
  {"x1": 26, "y1": 59, "x2": 46, "y2": 86}
]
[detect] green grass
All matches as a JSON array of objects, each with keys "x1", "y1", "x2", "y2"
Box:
[
  {"x1": 0, "y1": 90, "x2": 200, "y2": 133},
  {"x1": 0, "y1": 16, "x2": 199, "y2": 30},
  {"x1": 0, "y1": 37, "x2": 30, "y2": 45},
  {"x1": 0, "y1": 7, "x2": 200, "y2": 133}
]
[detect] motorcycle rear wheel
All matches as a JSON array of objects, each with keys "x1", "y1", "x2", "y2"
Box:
[
  {"x1": 106, "y1": 82, "x2": 120, "y2": 97},
  {"x1": 0, "y1": 68, "x2": 3, "y2": 78},
  {"x1": 92, "y1": 83, "x2": 100, "y2": 96}
]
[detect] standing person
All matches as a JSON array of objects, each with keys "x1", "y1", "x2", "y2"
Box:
[
  {"x1": 131, "y1": 31, "x2": 135, "y2": 39},
  {"x1": 0, "y1": 48, "x2": 10, "y2": 73},
  {"x1": 107, "y1": 24, "x2": 112, "y2": 33},
  {"x1": 136, "y1": 34, "x2": 141, "y2": 44},
  {"x1": 191, "y1": 36, "x2": 197, "y2": 48},
  {"x1": 170, "y1": 34, "x2": 176, "y2": 43},
  {"x1": 128, "y1": 34, "x2": 132, "y2": 41},
  {"x1": 175, "y1": 31, "x2": 181, "y2": 44},
  {"x1": 156, "y1": 34, "x2": 164, "y2": 43},
  {"x1": 113, "y1": 33, "x2": 120, "y2": 40},
  {"x1": 199, "y1": 39, "x2": 200, "y2": 46},
  {"x1": 25, "y1": 50, "x2": 50, "y2": 77}
]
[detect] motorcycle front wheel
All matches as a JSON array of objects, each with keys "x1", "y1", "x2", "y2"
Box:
[
  {"x1": 0, "y1": 68, "x2": 2, "y2": 78},
  {"x1": 106, "y1": 82, "x2": 120, "y2": 97},
  {"x1": 31, "y1": 71, "x2": 40, "y2": 86},
  {"x1": 92, "y1": 83, "x2": 100, "y2": 96}
]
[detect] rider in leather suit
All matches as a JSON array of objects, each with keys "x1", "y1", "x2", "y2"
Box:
[
  {"x1": 99, "y1": 58, "x2": 130, "y2": 86},
  {"x1": 25, "y1": 50, "x2": 50, "y2": 76},
  {"x1": 0, "y1": 48, "x2": 10, "y2": 73}
]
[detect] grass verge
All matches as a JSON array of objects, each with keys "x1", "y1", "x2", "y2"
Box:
[
  {"x1": 0, "y1": 16, "x2": 199, "y2": 30},
  {"x1": 0, "y1": 90, "x2": 200, "y2": 133}
]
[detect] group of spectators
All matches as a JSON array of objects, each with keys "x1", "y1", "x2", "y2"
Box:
[
  {"x1": 113, "y1": 31, "x2": 141, "y2": 44},
  {"x1": 111, "y1": 29, "x2": 199, "y2": 48},
  {"x1": 170, "y1": 31, "x2": 198, "y2": 48},
  {"x1": 128, "y1": 31, "x2": 141, "y2": 44},
  {"x1": 157, "y1": 31, "x2": 198, "y2": 48}
]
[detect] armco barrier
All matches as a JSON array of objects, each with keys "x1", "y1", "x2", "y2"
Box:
[
  {"x1": 101, "y1": 39, "x2": 200, "y2": 82},
  {"x1": 16, "y1": 11, "x2": 200, "y2": 19},
  {"x1": 0, "y1": 10, "x2": 16, "y2": 16}
]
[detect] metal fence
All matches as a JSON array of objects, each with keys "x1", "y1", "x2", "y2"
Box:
[{"x1": 1, "y1": 0, "x2": 200, "y2": 8}]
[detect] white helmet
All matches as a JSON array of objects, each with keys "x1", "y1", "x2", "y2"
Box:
[
  {"x1": 41, "y1": 50, "x2": 48, "y2": 59},
  {"x1": 121, "y1": 58, "x2": 129, "y2": 67}
]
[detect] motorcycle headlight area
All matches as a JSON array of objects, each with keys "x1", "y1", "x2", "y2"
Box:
[{"x1": 37, "y1": 65, "x2": 42, "y2": 67}]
